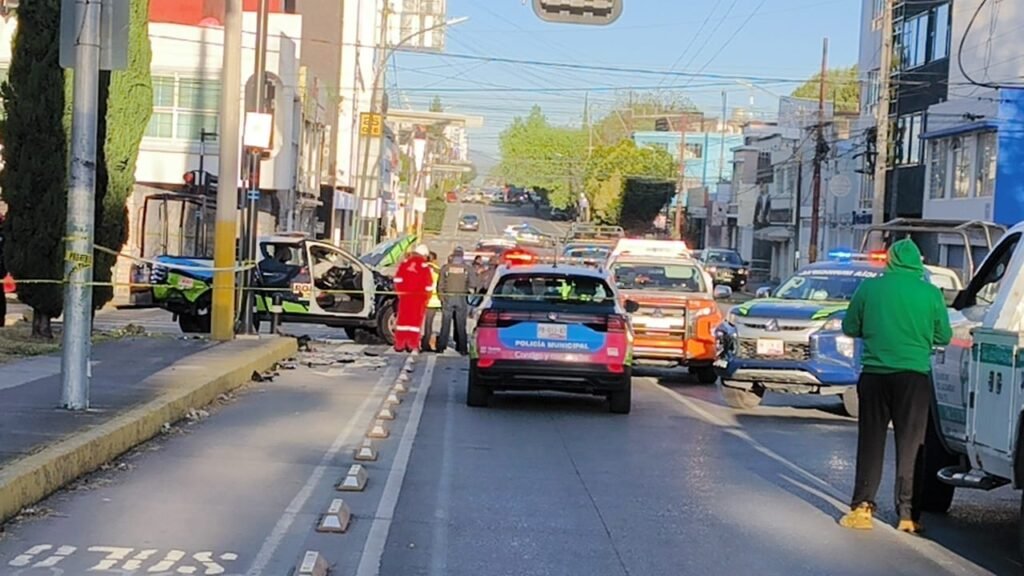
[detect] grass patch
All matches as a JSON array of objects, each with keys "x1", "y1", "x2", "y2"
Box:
[{"x1": 0, "y1": 321, "x2": 148, "y2": 365}]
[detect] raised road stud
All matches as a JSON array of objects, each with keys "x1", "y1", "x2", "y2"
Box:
[
  {"x1": 354, "y1": 438, "x2": 378, "y2": 462},
  {"x1": 316, "y1": 498, "x2": 352, "y2": 533},
  {"x1": 368, "y1": 419, "x2": 390, "y2": 439},
  {"x1": 296, "y1": 551, "x2": 328, "y2": 576},
  {"x1": 337, "y1": 464, "x2": 368, "y2": 492},
  {"x1": 377, "y1": 406, "x2": 396, "y2": 421},
  {"x1": 397, "y1": 372, "x2": 410, "y2": 383},
  {"x1": 384, "y1": 391, "x2": 402, "y2": 406},
  {"x1": 393, "y1": 380, "x2": 409, "y2": 394}
]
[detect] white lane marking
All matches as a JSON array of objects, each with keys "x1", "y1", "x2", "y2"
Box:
[
  {"x1": 244, "y1": 363, "x2": 397, "y2": 576},
  {"x1": 355, "y1": 355, "x2": 437, "y2": 576},
  {"x1": 647, "y1": 379, "x2": 994, "y2": 576},
  {"x1": 428, "y1": 363, "x2": 454, "y2": 576}
]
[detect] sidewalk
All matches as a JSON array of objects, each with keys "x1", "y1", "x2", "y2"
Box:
[{"x1": 0, "y1": 335, "x2": 297, "y2": 524}]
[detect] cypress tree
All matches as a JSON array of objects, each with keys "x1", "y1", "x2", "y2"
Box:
[
  {"x1": 0, "y1": 0, "x2": 67, "y2": 338},
  {"x1": 93, "y1": 0, "x2": 152, "y2": 309}
]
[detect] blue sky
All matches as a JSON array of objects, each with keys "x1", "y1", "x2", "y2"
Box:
[{"x1": 391, "y1": 0, "x2": 862, "y2": 172}]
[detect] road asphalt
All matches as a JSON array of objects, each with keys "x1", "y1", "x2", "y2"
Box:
[{"x1": 0, "y1": 204, "x2": 1018, "y2": 575}]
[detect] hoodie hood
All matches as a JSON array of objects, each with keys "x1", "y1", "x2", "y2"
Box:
[{"x1": 886, "y1": 239, "x2": 925, "y2": 275}]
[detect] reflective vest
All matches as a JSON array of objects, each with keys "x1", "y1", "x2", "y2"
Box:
[{"x1": 427, "y1": 264, "x2": 441, "y2": 309}]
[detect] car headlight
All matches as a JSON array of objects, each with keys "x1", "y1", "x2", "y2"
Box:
[
  {"x1": 822, "y1": 317, "x2": 843, "y2": 332},
  {"x1": 727, "y1": 310, "x2": 738, "y2": 325},
  {"x1": 836, "y1": 336, "x2": 855, "y2": 359},
  {"x1": 707, "y1": 266, "x2": 718, "y2": 273}
]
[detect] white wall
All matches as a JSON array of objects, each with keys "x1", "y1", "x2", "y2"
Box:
[
  {"x1": 948, "y1": 0, "x2": 1024, "y2": 99},
  {"x1": 336, "y1": 0, "x2": 383, "y2": 189}
]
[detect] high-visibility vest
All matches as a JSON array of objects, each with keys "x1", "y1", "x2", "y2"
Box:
[{"x1": 427, "y1": 265, "x2": 441, "y2": 308}]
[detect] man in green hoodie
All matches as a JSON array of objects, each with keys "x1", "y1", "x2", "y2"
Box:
[{"x1": 839, "y1": 239, "x2": 952, "y2": 533}]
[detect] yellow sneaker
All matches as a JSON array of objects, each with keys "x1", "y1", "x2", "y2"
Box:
[
  {"x1": 839, "y1": 503, "x2": 874, "y2": 530},
  {"x1": 896, "y1": 519, "x2": 923, "y2": 534}
]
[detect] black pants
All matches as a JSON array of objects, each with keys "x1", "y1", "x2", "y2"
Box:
[
  {"x1": 0, "y1": 288, "x2": 5, "y2": 327},
  {"x1": 421, "y1": 308, "x2": 439, "y2": 351},
  {"x1": 437, "y1": 298, "x2": 468, "y2": 354},
  {"x1": 851, "y1": 371, "x2": 932, "y2": 520}
]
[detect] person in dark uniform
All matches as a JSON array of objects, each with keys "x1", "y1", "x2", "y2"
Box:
[
  {"x1": 0, "y1": 214, "x2": 6, "y2": 327},
  {"x1": 436, "y1": 247, "x2": 477, "y2": 355}
]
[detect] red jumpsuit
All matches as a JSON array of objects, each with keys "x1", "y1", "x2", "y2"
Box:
[{"x1": 393, "y1": 253, "x2": 434, "y2": 352}]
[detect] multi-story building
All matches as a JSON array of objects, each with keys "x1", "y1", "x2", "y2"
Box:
[{"x1": 856, "y1": 0, "x2": 953, "y2": 223}]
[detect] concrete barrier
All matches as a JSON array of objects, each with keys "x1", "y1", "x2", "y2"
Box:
[{"x1": 0, "y1": 336, "x2": 298, "y2": 524}]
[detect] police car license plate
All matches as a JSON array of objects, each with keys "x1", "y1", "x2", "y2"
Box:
[
  {"x1": 537, "y1": 323, "x2": 567, "y2": 340},
  {"x1": 756, "y1": 339, "x2": 784, "y2": 356}
]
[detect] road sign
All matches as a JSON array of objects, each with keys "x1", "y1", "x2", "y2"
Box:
[
  {"x1": 532, "y1": 0, "x2": 622, "y2": 26},
  {"x1": 829, "y1": 174, "x2": 852, "y2": 198},
  {"x1": 359, "y1": 113, "x2": 383, "y2": 137},
  {"x1": 59, "y1": 0, "x2": 128, "y2": 71}
]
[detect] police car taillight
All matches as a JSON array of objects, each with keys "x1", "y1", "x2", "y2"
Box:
[
  {"x1": 606, "y1": 314, "x2": 627, "y2": 332},
  {"x1": 478, "y1": 310, "x2": 499, "y2": 328}
]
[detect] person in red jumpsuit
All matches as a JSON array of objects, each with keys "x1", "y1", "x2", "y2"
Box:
[{"x1": 393, "y1": 244, "x2": 434, "y2": 352}]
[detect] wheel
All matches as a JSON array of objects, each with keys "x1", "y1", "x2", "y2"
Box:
[
  {"x1": 466, "y1": 367, "x2": 491, "y2": 407},
  {"x1": 608, "y1": 379, "x2": 632, "y2": 414},
  {"x1": 177, "y1": 310, "x2": 210, "y2": 334},
  {"x1": 693, "y1": 366, "x2": 718, "y2": 384},
  {"x1": 718, "y1": 381, "x2": 763, "y2": 410},
  {"x1": 376, "y1": 300, "x2": 396, "y2": 346},
  {"x1": 842, "y1": 387, "x2": 860, "y2": 419},
  {"x1": 913, "y1": 415, "x2": 958, "y2": 516}
]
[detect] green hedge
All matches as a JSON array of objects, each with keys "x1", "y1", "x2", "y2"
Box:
[{"x1": 423, "y1": 187, "x2": 447, "y2": 233}]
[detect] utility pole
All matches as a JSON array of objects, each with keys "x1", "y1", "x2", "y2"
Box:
[
  {"x1": 793, "y1": 157, "x2": 804, "y2": 272},
  {"x1": 211, "y1": 0, "x2": 243, "y2": 341},
  {"x1": 673, "y1": 114, "x2": 689, "y2": 240},
  {"x1": 354, "y1": 1, "x2": 391, "y2": 253},
  {"x1": 718, "y1": 91, "x2": 727, "y2": 182},
  {"x1": 239, "y1": 0, "x2": 270, "y2": 335},
  {"x1": 872, "y1": 0, "x2": 894, "y2": 232},
  {"x1": 809, "y1": 37, "x2": 828, "y2": 263},
  {"x1": 61, "y1": 0, "x2": 102, "y2": 410}
]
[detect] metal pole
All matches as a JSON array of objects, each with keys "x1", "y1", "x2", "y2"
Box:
[
  {"x1": 871, "y1": 0, "x2": 893, "y2": 232},
  {"x1": 794, "y1": 157, "x2": 804, "y2": 272},
  {"x1": 210, "y1": 0, "x2": 243, "y2": 341},
  {"x1": 240, "y1": 0, "x2": 270, "y2": 335},
  {"x1": 673, "y1": 115, "x2": 689, "y2": 240},
  {"x1": 809, "y1": 37, "x2": 828, "y2": 263},
  {"x1": 61, "y1": 0, "x2": 102, "y2": 410}
]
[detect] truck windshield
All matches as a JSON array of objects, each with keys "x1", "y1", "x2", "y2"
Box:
[
  {"x1": 612, "y1": 263, "x2": 706, "y2": 293},
  {"x1": 774, "y1": 270, "x2": 877, "y2": 301},
  {"x1": 706, "y1": 251, "x2": 742, "y2": 265}
]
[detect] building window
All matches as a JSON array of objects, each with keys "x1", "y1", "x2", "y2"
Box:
[
  {"x1": 893, "y1": 113, "x2": 922, "y2": 166},
  {"x1": 685, "y1": 143, "x2": 703, "y2": 159},
  {"x1": 932, "y1": 3, "x2": 950, "y2": 60},
  {"x1": 951, "y1": 136, "x2": 971, "y2": 198},
  {"x1": 865, "y1": 69, "x2": 880, "y2": 109},
  {"x1": 928, "y1": 139, "x2": 947, "y2": 199},
  {"x1": 146, "y1": 75, "x2": 220, "y2": 141},
  {"x1": 976, "y1": 131, "x2": 996, "y2": 197}
]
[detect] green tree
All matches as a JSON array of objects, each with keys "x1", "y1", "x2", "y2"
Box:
[
  {"x1": 0, "y1": 0, "x2": 67, "y2": 338},
  {"x1": 92, "y1": 0, "x2": 153, "y2": 309},
  {"x1": 790, "y1": 65, "x2": 860, "y2": 113},
  {"x1": 583, "y1": 139, "x2": 676, "y2": 224},
  {"x1": 497, "y1": 105, "x2": 586, "y2": 208},
  {"x1": 592, "y1": 91, "x2": 699, "y2": 146},
  {"x1": 429, "y1": 96, "x2": 443, "y2": 113}
]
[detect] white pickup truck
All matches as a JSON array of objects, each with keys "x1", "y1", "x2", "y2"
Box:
[{"x1": 917, "y1": 220, "x2": 1024, "y2": 557}]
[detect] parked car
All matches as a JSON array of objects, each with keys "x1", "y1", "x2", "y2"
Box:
[
  {"x1": 468, "y1": 265, "x2": 639, "y2": 413},
  {"x1": 503, "y1": 223, "x2": 554, "y2": 247}
]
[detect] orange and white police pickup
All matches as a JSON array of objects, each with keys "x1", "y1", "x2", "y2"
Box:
[{"x1": 606, "y1": 239, "x2": 729, "y2": 383}]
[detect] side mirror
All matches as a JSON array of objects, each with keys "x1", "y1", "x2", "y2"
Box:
[
  {"x1": 714, "y1": 285, "x2": 733, "y2": 300},
  {"x1": 942, "y1": 289, "x2": 957, "y2": 307},
  {"x1": 624, "y1": 300, "x2": 640, "y2": 314},
  {"x1": 755, "y1": 286, "x2": 773, "y2": 299}
]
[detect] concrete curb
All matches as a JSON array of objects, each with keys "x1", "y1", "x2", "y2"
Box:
[{"x1": 0, "y1": 336, "x2": 298, "y2": 524}]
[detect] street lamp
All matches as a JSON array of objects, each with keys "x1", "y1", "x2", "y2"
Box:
[{"x1": 353, "y1": 15, "x2": 469, "y2": 253}]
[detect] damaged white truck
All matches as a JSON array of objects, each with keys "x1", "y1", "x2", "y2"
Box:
[{"x1": 912, "y1": 219, "x2": 1024, "y2": 556}]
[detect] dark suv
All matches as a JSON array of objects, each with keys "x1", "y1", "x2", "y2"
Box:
[{"x1": 697, "y1": 249, "x2": 748, "y2": 290}]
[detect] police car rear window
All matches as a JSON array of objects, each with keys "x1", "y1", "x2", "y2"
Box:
[{"x1": 493, "y1": 274, "x2": 613, "y2": 305}]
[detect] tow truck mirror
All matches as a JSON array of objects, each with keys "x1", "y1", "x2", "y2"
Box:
[
  {"x1": 755, "y1": 286, "x2": 773, "y2": 299},
  {"x1": 624, "y1": 300, "x2": 640, "y2": 314},
  {"x1": 714, "y1": 285, "x2": 733, "y2": 300}
]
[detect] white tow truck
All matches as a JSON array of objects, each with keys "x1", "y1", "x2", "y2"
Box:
[{"x1": 903, "y1": 220, "x2": 1024, "y2": 557}]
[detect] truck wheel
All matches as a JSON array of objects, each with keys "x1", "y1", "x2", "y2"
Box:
[
  {"x1": 608, "y1": 379, "x2": 632, "y2": 414},
  {"x1": 693, "y1": 366, "x2": 718, "y2": 384},
  {"x1": 913, "y1": 416, "x2": 957, "y2": 516},
  {"x1": 177, "y1": 310, "x2": 210, "y2": 334},
  {"x1": 842, "y1": 387, "x2": 860, "y2": 419},
  {"x1": 718, "y1": 381, "x2": 763, "y2": 410},
  {"x1": 466, "y1": 367, "x2": 491, "y2": 408},
  {"x1": 376, "y1": 300, "x2": 396, "y2": 345}
]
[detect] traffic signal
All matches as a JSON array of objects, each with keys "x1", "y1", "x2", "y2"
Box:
[
  {"x1": 183, "y1": 170, "x2": 217, "y2": 194},
  {"x1": 532, "y1": 0, "x2": 622, "y2": 26}
]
